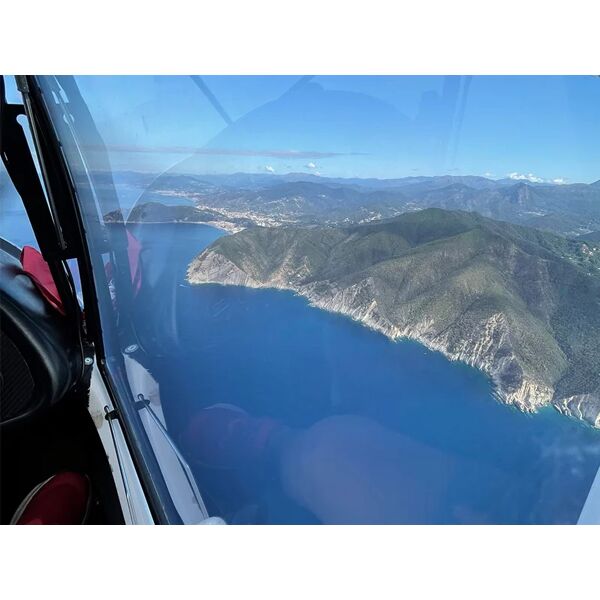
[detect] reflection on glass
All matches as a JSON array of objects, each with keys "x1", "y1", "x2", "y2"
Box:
[{"x1": 33, "y1": 75, "x2": 600, "y2": 523}]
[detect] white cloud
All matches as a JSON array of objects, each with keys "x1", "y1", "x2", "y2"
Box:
[
  {"x1": 265, "y1": 165, "x2": 275, "y2": 173},
  {"x1": 483, "y1": 172, "x2": 495, "y2": 178},
  {"x1": 507, "y1": 172, "x2": 568, "y2": 185},
  {"x1": 306, "y1": 162, "x2": 317, "y2": 170},
  {"x1": 315, "y1": 171, "x2": 321, "y2": 177},
  {"x1": 508, "y1": 172, "x2": 544, "y2": 183}
]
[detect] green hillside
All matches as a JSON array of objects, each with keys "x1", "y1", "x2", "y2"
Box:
[{"x1": 188, "y1": 209, "x2": 600, "y2": 426}]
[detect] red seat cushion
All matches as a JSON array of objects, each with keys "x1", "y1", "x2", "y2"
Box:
[{"x1": 20, "y1": 245, "x2": 65, "y2": 315}]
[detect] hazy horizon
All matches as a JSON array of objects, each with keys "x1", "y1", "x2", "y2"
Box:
[{"x1": 57, "y1": 75, "x2": 600, "y2": 185}]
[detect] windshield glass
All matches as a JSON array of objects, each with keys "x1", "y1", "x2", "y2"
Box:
[
  {"x1": 1, "y1": 77, "x2": 39, "y2": 250},
  {"x1": 36, "y1": 75, "x2": 600, "y2": 524}
]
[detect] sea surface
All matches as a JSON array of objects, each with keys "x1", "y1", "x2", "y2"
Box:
[
  {"x1": 3, "y1": 194, "x2": 600, "y2": 523},
  {"x1": 129, "y1": 222, "x2": 600, "y2": 524}
]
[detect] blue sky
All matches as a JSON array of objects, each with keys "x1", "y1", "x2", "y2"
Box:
[{"x1": 53, "y1": 76, "x2": 600, "y2": 183}]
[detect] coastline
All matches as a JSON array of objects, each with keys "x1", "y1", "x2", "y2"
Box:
[
  {"x1": 187, "y1": 250, "x2": 600, "y2": 428},
  {"x1": 107, "y1": 219, "x2": 237, "y2": 233}
]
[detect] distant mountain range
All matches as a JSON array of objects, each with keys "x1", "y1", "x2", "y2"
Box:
[
  {"x1": 187, "y1": 208, "x2": 600, "y2": 427},
  {"x1": 107, "y1": 171, "x2": 600, "y2": 238}
]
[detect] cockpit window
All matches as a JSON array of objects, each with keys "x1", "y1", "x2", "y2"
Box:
[
  {"x1": 33, "y1": 75, "x2": 600, "y2": 524},
  {"x1": 0, "y1": 75, "x2": 39, "y2": 250},
  {"x1": 0, "y1": 161, "x2": 39, "y2": 250}
]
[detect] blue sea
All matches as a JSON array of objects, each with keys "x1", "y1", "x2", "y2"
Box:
[
  {"x1": 3, "y1": 200, "x2": 600, "y2": 523},
  {"x1": 129, "y1": 222, "x2": 600, "y2": 524}
]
